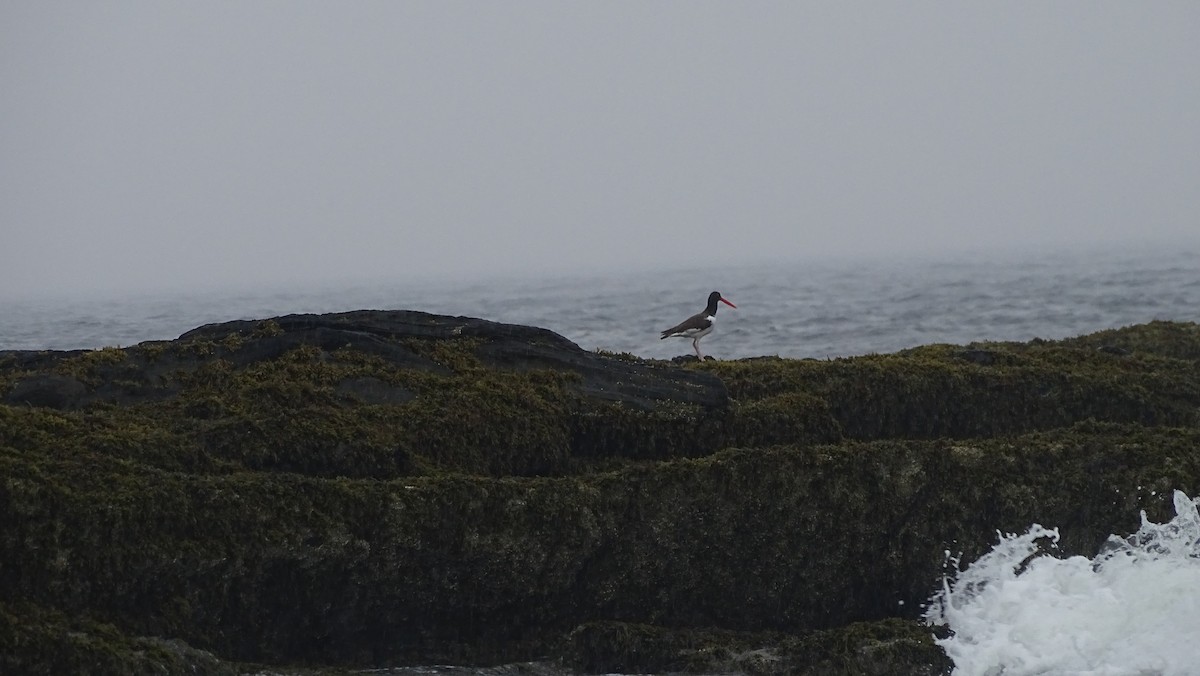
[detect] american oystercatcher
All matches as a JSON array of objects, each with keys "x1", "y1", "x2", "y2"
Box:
[{"x1": 660, "y1": 291, "x2": 736, "y2": 359}]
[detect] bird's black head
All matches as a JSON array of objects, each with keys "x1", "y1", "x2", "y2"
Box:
[{"x1": 707, "y1": 291, "x2": 736, "y2": 312}]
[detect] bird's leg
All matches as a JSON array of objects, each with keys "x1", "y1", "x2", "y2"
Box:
[{"x1": 693, "y1": 338, "x2": 702, "y2": 359}]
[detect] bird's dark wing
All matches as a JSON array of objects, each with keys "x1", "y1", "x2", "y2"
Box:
[{"x1": 660, "y1": 313, "x2": 711, "y2": 339}]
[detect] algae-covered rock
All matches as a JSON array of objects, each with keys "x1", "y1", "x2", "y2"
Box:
[
  {"x1": 1, "y1": 310, "x2": 733, "y2": 478},
  {"x1": 1058, "y1": 319, "x2": 1200, "y2": 361},
  {"x1": 2, "y1": 315, "x2": 1199, "y2": 674},
  {"x1": 0, "y1": 600, "x2": 238, "y2": 676},
  {"x1": 3, "y1": 420, "x2": 1198, "y2": 667},
  {"x1": 703, "y1": 327, "x2": 1200, "y2": 441},
  {"x1": 563, "y1": 618, "x2": 952, "y2": 675}
]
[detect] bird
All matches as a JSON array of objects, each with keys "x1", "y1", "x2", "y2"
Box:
[{"x1": 660, "y1": 291, "x2": 736, "y2": 360}]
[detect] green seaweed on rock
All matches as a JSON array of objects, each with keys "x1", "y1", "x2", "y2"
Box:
[
  {"x1": 0, "y1": 600, "x2": 239, "y2": 676},
  {"x1": 3, "y1": 319, "x2": 1200, "y2": 674},
  {"x1": 562, "y1": 618, "x2": 951, "y2": 675}
]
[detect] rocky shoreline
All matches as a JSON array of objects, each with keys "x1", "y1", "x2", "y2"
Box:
[{"x1": 3, "y1": 311, "x2": 1199, "y2": 674}]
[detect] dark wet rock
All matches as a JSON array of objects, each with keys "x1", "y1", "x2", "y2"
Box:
[
  {"x1": 335, "y1": 375, "x2": 416, "y2": 405},
  {"x1": 0, "y1": 310, "x2": 732, "y2": 471},
  {"x1": 0, "y1": 600, "x2": 238, "y2": 676},
  {"x1": 562, "y1": 619, "x2": 952, "y2": 676},
  {"x1": 1060, "y1": 320, "x2": 1200, "y2": 361},
  {"x1": 3, "y1": 317, "x2": 1200, "y2": 674},
  {"x1": 4, "y1": 373, "x2": 88, "y2": 409},
  {"x1": 179, "y1": 310, "x2": 729, "y2": 411},
  {"x1": 955, "y1": 348, "x2": 997, "y2": 365},
  {"x1": 1, "y1": 311, "x2": 729, "y2": 413},
  {"x1": 713, "y1": 335, "x2": 1200, "y2": 440},
  {"x1": 669, "y1": 353, "x2": 720, "y2": 365}
]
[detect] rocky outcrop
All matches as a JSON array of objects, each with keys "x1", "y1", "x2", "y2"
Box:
[
  {"x1": 2, "y1": 311, "x2": 732, "y2": 476},
  {"x1": 4, "y1": 310, "x2": 728, "y2": 412},
  {"x1": 2, "y1": 315, "x2": 1199, "y2": 674},
  {"x1": 178, "y1": 310, "x2": 729, "y2": 410}
]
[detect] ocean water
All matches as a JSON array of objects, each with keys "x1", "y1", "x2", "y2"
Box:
[
  {"x1": 2, "y1": 242, "x2": 1198, "y2": 357},
  {"x1": 926, "y1": 490, "x2": 1200, "y2": 676}
]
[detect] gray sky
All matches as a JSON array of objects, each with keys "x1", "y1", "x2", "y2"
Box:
[{"x1": 3, "y1": 2, "x2": 1198, "y2": 298}]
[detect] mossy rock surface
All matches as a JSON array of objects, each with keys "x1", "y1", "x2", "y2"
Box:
[
  {"x1": 3, "y1": 314, "x2": 1199, "y2": 673},
  {"x1": 2, "y1": 311, "x2": 733, "y2": 478},
  {"x1": 1058, "y1": 319, "x2": 1200, "y2": 361},
  {"x1": 563, "y1": 618, "x2": 951, "y2": 675},
  {"x1": 3, "y1": 421, "x2": 1197, "y2": 666},
  {"x1": 0, "y1": 600, "x2": 239, "y2": 676},
  {"x1": 701, "y1": 325, "x2": 1200, "y2": 440}
]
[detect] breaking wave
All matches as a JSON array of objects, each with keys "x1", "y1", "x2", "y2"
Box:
[{"x1": 925, "y1": 490, "x2": 1200, "y2": 675}]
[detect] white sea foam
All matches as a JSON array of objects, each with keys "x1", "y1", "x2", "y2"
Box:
[{"x1": 925, "y1": 490, "x2": 1200, "y2": 676}]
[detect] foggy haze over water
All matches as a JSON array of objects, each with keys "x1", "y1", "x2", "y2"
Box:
[
  {"x1": 3, "y1": 3, "x2": 1199, "y2": 300},
  {"x1": 2, "y1": 242, "x2": 1197, "y2": 360}
]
